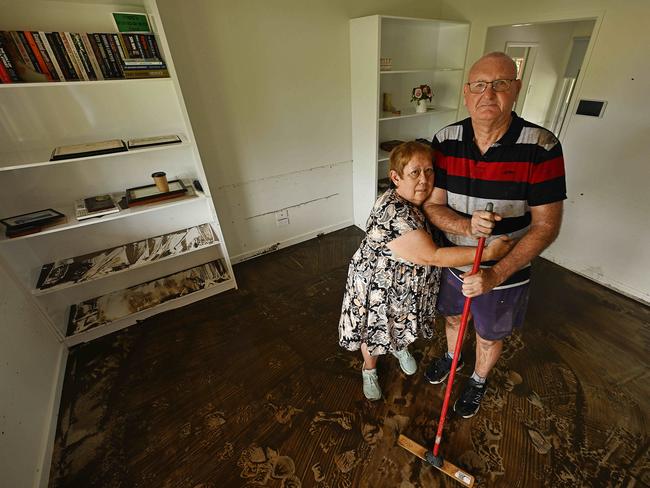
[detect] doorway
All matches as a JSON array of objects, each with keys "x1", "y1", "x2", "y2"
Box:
[{"x1": 505, "y1": 42, "x2": 538, "y2": 115}]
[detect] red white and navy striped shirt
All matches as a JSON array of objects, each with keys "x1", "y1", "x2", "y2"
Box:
[{"x1": 432, "y1": 113, "x2": 567, "y2": 288}]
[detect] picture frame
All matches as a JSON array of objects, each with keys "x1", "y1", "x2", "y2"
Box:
[
  {"x1": 51, "y1": 139, "x2": 127, "y2": 161},
  {"x1": 125, "y1": 179, "x2": 188, "y2": 207},
  {"x1": 112, "y1": 12, "x2": 152, "y2": 33},
  {"x1": 127, "y1": 134, "x2": 182, "y2": 149},
  {"x1": 1, "y1": 208, "x2": 65, "y2": 230}
]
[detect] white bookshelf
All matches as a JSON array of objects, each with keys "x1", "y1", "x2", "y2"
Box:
[
  {"x1": 350, "y1": 15, "x2": 470, "y2": 228},
  {"x1": 0, "y1": 0, "x2": 237, "y2": 346}
]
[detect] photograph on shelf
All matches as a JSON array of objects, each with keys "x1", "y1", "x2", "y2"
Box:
[
  {"x1": 75, "y1": 194, "x2": 121, "y2": 220},
  {"x1": 36, "y1": 224, "x2": 217, "y2": 290},
  {"x1": 1, "y1": 208, "x2": 66, "y2": 237},
  {"x1": 67, "y1": 259, "x2": 231, "y2": 335},
  {"x1": 125, "y1": 179, "x2": 188, "y2": 207},
  {"x1": 127, "y1": 134, "x2": 181, "y2": 149},
  {"x1": 50, "y1": 139, "x2": 127, "y2": 161}
]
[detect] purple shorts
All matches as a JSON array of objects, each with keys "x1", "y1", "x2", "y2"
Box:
[{"x1": 436, "y1": 268, "x2": 530, "y2": 340}]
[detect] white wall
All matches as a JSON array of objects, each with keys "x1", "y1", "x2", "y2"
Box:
[
  {"x1": 0, "y1": 263, "x2": 66, "y2": 488},
  {"x1": 441, "y1": 0, "x2": 650, "y2": 303},
  {"x1": 484, "y1": 21, "x2": 586, "y2": 128},
  {"x1": 156, "y1": 0, "x2": 444, "y2": 262}
]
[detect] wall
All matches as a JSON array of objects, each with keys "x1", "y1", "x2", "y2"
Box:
[
  {"x1": 156, "y1": 0, "x2": 444, "y2": 262},
  {"x1": 441, "y1": 0, "x2": 650, "y2": 303},
  {"x1": 484, "y1": 21, "x2": 586, "y2": 128},
  {"x1": 0, "y1": 263, "x2": 66, "y2": 488}
]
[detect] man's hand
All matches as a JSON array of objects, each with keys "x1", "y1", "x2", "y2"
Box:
[
  {"x1": 469, "y1": 210, "x2": 502, "y2": 238},
  {"x1": 461, "y1": 268, "x2": 501, "y2": 297}
]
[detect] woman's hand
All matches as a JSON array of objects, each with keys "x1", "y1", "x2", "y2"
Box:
[{"x1": 484, "y1": 236, "x2": 515, "y2": 261}]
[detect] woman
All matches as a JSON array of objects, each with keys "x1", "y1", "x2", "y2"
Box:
[{"x1": 338, "y1": 141, "x2": 512, "y2": 400}]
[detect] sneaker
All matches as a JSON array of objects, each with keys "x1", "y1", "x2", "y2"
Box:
[
  {"x1": 453, "y1": 378, "x2": 488, "y2": 418},
  {"x1": 424, "y1": 354, "x2": 464, "y2": 384},
  {"x1": 362, "y1": 367, "x2": 382, "y2": 401},
  {"x1": 392, "y1": 348, "x2": 417, "y2": 375}
]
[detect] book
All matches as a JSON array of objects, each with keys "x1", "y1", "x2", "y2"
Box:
[
  {"x1": 0, "y1": 34, "x2": 20, "y2": 82},
  {"x1": 51, "y1": 139, "x2": 127, "y2": 161},
  {"x1": 122, "y1": 68, "x2": 169, "y2": 79},
  {"x1": 23, "y1": 31, "x2": 53, "y2": 80},
  {"x1": 80, "y1": 33, "x2": 104, "y2": 80},
  {"x1": 37, "y1": 32, "x2": 65, "y2": 81},
  {"x1": 127, "y1": 134, "x2": 181, "y2": 149},
  {"x1": 71, "y1": 33, "x2": 97, "y2": 80},
  {"x1": 62, "y1": 32, "x2": 87, "y2": 80},
  {"x1": 75, "y1": 194, "x2": 120, "y2": 220}
]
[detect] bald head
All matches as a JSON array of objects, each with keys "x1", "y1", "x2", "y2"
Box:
[{"x1": 469, "y1": 52, "x2": 517, "y2": 80}]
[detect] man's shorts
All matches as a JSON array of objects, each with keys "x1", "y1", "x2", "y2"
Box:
[{"x1": 436, "y1": 268, "x2": 530, "y2": 340}]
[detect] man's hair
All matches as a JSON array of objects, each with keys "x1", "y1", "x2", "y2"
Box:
[
  {"x1": 389, "y1": 141, "x2": 434, "y2": 177},
  {"x1": 471, "y1": 51, "x2": 518, "y2": 79}
]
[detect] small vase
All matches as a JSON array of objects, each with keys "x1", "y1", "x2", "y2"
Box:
[{"x1": 415, "y1": 100, "x2": 427, "y2": 113}]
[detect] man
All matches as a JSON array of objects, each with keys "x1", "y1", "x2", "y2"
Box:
[{"x1": 423, "y1": 52, "x2": 566, "y2": 418}]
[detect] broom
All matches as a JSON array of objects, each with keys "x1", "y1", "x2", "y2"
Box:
[{"x1": 398, "y1": 203, "x2": 494, "y2": 488}]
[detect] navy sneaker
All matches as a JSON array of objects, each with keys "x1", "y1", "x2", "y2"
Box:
[
  {"x1": 424, "y1": 354, "x2": 464, "y2": 384},
  {"x1": 453, "y1": 378, "x2": 488, "y2": 418}
]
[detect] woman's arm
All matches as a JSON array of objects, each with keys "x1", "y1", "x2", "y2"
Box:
[{"x1": 386, "y1": 229, "x2": 512, "y2": 267}]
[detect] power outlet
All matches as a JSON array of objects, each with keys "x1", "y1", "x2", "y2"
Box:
[{"x1": 275, "y1": 209, "x2": 290, "y2": 226}]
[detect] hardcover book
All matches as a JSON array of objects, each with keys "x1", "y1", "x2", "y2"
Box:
[{"x1": 51, "y1": 139, "x2": 127, "y2": 161}]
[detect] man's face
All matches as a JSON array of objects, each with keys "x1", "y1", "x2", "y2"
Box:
[{"x1": 463, "y1": 57, "x2": 521, "y2": 123}]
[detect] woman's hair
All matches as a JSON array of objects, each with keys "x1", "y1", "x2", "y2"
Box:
[{"x1": 389, "y1": 141, "x2": 434, "y2": 177}]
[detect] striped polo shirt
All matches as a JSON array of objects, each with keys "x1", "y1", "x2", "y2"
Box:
[{"x1": 432, "y1": 112, "x2": 566, "y2": 288}]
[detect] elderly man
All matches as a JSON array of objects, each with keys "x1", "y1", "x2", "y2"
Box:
[{"x1": 423, "y1": 52, "x2": 566, "y2": 418}]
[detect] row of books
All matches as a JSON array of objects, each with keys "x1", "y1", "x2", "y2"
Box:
[{"x1": 0, "y1": 31, "x2": 169, "y2": 83}]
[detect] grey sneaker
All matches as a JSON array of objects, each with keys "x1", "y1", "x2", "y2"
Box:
[
  {"x1": 362, "y1": 367, "x2": 382, "y2": 401},
  {"x1": 392, "y1": 348, "x2": 417, "y2": 375}
]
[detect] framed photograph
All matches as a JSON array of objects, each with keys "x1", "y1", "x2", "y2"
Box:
[
  {"x1": 1, "y1": 208, "x2": 65, "y2": 230},
  {"x1": 126, "y1": 179, "x2": 188, "y2": 207},
  {"x1": 51, "y1": 139, "x2": 127, "y2": 161},
  {"x1": 127, "y1": 134, "x2": 182, "y2": 149}
]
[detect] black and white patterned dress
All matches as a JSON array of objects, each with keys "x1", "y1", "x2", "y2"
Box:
[{"x1": 339, "y1": 189, "x2": 441, "y2": 356}]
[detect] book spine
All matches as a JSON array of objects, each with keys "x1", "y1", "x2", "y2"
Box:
[
  {"x1": 47, "y1": 33, "x2": 77, "y2": 81},
  {"x1": 111, "y1": 33, "x2": 128, "y2": 63},
  {"x1": 122, "y1": 33, "x2": 141, "y2": 58},
  {"x1": 62, "y1": 32, "x2": 88, "y2": 80},
  {"x1": 31, "y1": 32, "x2": 59, "y2": 81},
  {"x1": 139, "y1": 34, "x2": 153, "y2": 58},
  {"x1": 80, "y1": 33, "x2": 104, "y2": 80},
  {"x1": 121, "y1": 62, "x2": 167, "y2": 70},
  {"x1": 144, "y1": 34, "x2": 162, "y2": 60},
  {"x1": 91, "y1": 33, "x2": 113, "y2": 78},
  {"x1": 38, "y1": 31, "x2": 65, "y2": 81},
  {"x1": 0, "y1": 59, "x2": 10, "y2": 82},
  {"x1": 98, "y1": 34, "x2": 120, "y2": 78},
  {"x1": 106, "y1": 34, "x2": 124, "y2": 76},
  {"x1": 71, "y1": 33, "x2": 96, "y2": 80},
  {"x1": 11, "y1": 31, "x2": 38, "y2": 70},
  {"x1": 23, "y1": 31, "x2": 53, "y2": 80},
  {"x1": 0, "y1": 37, "x2": 20, "y2": 82},
  {"x1": 116, "y1": 34, "x2": 132, "y2": 60},
  {"x1": 122, "y1": 68, "x2": 169, "y2": 79}
]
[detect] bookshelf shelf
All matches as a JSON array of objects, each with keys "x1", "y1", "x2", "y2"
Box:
[
  {"x1": 0, "y1": 137, "x2": 191, "y2": 171},
  {"x1": 0, "y1": 0, "x2": 237, "y2": 346},
  {"x1": 350, "y1": 15, "x2": 470, "y2": 227}
]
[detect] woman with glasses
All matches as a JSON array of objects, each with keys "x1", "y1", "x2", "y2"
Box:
[{"x1": 338, "y1": 141, "x2": 513, "y2": 401}]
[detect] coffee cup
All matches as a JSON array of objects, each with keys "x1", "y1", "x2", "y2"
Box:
[{"x1": 151, "y1": 171, "x2": 169, "y2": 193}]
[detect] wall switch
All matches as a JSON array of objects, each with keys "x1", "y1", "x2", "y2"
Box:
[{"x1": 275, "y1": 209, "x2": 290, "y2": 226}]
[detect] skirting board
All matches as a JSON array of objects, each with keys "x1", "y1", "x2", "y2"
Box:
[
  {"x1": 37, "y1": 345, "x2": 68, "y2": 488},
  {"x1": 231, "y1": 220, "x2": 353, "y2": 264}
]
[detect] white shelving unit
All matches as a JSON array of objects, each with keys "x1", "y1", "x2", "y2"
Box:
[
  {"x1": 0, "y1": 0, "x2": 237, "y2": 346},
  {"x1": 350, "y1": 15, "x2": 470, "y2": 228}
]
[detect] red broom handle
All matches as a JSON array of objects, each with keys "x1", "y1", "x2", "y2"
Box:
[{"x1": 432, "y1": 203, "x2": 492, "y2": 457}]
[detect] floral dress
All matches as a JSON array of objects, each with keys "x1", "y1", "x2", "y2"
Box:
[{"x1": 339, "y1": 189, "x2": 441, "y2": 356}]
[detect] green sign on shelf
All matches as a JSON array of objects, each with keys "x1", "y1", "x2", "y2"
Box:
[{"x1": 112, "y1": 12, "x2": 151, "y2": 33}]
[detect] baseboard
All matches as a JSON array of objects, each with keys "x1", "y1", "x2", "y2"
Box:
[
  {"x1": 36, "y1": 345, "x2": 68, "y2": 488},
  {"x1": 231, "y1": 220, "x2": 353, "y2": 264},
  {"x1": 542, "y1": 255, "x2": 649, "y2": 306}
]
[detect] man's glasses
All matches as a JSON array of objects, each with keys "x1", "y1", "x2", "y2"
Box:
[
  {"x1": 466, "y1": 79, "x2": 516, "y2": 94},
  {"x1": 405, "y1": 167, "x2": 434, "y2": 180}
]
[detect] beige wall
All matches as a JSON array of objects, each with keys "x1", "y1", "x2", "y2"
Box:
[
  {"x1": 0, "y1": 264, "x2": 65, "y2": 488},
  {"x1": 156, "y1": 0, "x2": 444, "y2": 261},
  {"x1": 441, "y1": 0, "x2": 650, "y2": 302}
]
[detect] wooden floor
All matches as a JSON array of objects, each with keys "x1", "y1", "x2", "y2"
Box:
[{"x1": 49, "y1": 227, "x2": 650, "y2": 488}]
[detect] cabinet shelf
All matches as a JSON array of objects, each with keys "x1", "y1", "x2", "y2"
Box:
[
  {"x1": 64, "y1": 259, "x2": 234, "y2": 346},
  {"x1": 379, "y1": 106, "x2": 457, "y2": 121},
  {"x1": 380, "y1": 68, "x2": 464, "y2": 74},
  {"x1": 0, "y1": 77, "x2": 172, "y2": 90},
  {"x1": 32, "y1": 223, "x2": 220, "y2": 295},
  {"x1": 0, "y1": 137, "x2": 191, "y2": 172},
  {"x1": 0, "y1": 183, "x2": 205, "y2": 243}
]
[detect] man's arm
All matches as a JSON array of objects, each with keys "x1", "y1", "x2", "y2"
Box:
[
  {"x1": 423, "y1": 187, "x2": 501, "y2": 238},
  {"x1": 461, "y1": 201, "x2": 564, "y2": 296}
]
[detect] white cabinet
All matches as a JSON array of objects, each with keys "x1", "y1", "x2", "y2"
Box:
[
  {"x1": 0, "y1": 0, "x2": 236, "y2": 346},
  {"x1": 350, "y1": 15, "x2": 470, "y2": 227}
]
